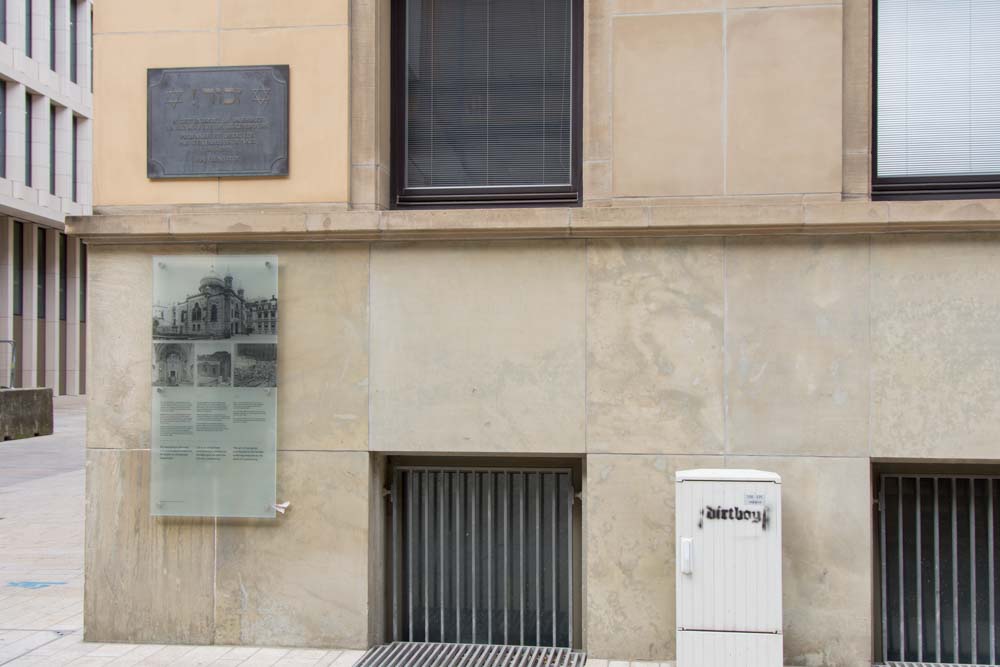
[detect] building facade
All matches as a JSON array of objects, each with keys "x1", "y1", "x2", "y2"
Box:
[
  {"x1": 0, "y1": 0, "x2": 94, "y2": 395},
  {"x1": 74, "y1": 1, "x2": 1000, "y2": 665}
]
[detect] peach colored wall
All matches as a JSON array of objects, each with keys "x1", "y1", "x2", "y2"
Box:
[{"x1": 93, "y1": 0, "x2": 350, "y2": 207}]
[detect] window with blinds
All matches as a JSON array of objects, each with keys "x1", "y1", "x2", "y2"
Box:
[
  {"x1": 875, "y1": 0, "x2": 1000, "y2": 197},
  {"x1": 393, "y1": 0, "x2": 581, "y2": 207}
]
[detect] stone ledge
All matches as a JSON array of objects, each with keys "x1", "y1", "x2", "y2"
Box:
[{"x1": 68, "y1": 198, "x2": 1000, "y2": 243}]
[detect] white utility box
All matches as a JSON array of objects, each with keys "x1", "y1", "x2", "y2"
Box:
[{"x1": 675, "y1": 469, "x2": 783, "y2": 667}]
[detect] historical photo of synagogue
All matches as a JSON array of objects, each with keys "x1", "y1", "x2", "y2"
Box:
[
  {"x1": 234, "y1": 344, "x2": 278, "y2": 388},
  {"x1": 153, "y1": 343, "x2": 194, "y2": 387},
  {"x1": 153, "y1": 258, "x2": 278, "y2": 341},
  {"x1": 196, "y1": 343, "x2": 233, "y2": 387}
]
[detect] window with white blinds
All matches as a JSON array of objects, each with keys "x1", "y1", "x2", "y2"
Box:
[
  {"x1": 397, "y1": 0, "x2": 579, "y2": 206},
  {"x1": 876, "y1": 0, "x2": 1000, "y2": 192}
]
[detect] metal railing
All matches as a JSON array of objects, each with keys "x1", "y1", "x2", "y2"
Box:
[
  {"x1": 879, "y1": 474, "x2": 999, "y2": 665},
  {"x1": 388, "y1": 466, "x2": 577, "y2": 648}
]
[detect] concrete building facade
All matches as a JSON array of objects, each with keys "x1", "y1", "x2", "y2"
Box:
[
  {"x1": 0, "y1": 0, "x2": 94, "y2": 395},
  {"x1": 73, "y1": 1, "x2": 1000, "y2": 665}
]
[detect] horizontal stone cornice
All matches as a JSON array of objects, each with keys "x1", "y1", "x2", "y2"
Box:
[{"x1": 67, "y1": 198, "x2": 1000, "y2": 244}]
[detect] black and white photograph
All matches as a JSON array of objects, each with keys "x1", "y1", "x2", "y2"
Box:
[
  {"x1": 153, "y1": 343, "x2": 194, "y2": 387},
  {"x1": 195, "y1": 343, "x2": 233, "y2": 388},
  {"x1": 153, "y1": 256, "x2": 278, "y2": 341},
  {"x1": 234, "y1": 344, "x2": 278, "y2": 388}
]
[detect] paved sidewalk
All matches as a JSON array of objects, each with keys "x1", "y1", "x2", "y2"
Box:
[
  {"x1": 0, "y1": 397, "x2": 368, "y2": 667},
  {"x1": 0, "y1": 398, "x2": 667, "y2": 667}
]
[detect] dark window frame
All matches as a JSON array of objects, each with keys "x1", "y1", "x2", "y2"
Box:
[
  {"x1": 58, "y1": 232, "x2": 66, "y2": 320},
  {"x1": 0, "y1": 80, "x2": 6, "y2": 179},
  {"x1": 79, "y1": 239, "x2": 85, "y2": 322},
  {"x1": 25, "y1": 0, "x2": 31, "y2": 58},
  {"x1": 71, "y1": 114, "x2": 77, "y2": 201},
  {"x1": 48, "y1": 103, "x2": 54, "y2": 194},
  {"x1": 12, "y1": 220, "x2": 22, "y2": 316},
  {"x1": 69, "y1": 0, "x2": 76, "y2": 83},
  {"x1": 36, "y1": 226, "x2": 45, "y2": 319},
  {"x1": 872, "y1": 0, "x2": 1000, "y2": 200},
  {"x1": 24, "y1": 92, "x2": 31, "y2": 187},
  {"x1": 389, "y1": 0, "x2": 583, "y2": 210},
  {"x1": 48, "y1": 0, "x2": 54, "y2": 71}
]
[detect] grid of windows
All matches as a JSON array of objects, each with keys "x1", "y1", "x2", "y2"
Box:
[
  {"x1": 12, "y1": 101, "x2": 85, "y2": 206},
  {"x1": 0, "y1": 2, "x2": 92, "y2": 218},
  {"x1": 0, "y1": 1, "x2": 89, "y2": 396}
]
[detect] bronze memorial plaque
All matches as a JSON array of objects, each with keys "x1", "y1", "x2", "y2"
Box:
[{"x1": 147, "y1": 65, "x2": 289, "y2": 178}]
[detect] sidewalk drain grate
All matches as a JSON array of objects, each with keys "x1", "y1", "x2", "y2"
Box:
[{"x1": 355, "y1": 642, "x2": 587, "y2": 667}]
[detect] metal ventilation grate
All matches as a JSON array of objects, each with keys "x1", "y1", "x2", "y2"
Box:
[
  {"x1": 356, "y1": 642, "x2": 588, "y2": 667},
  {"x1": 388, "y1": 466, "x2": 577, "y2": 647},
  {"x1": 878, "y1": 475, "x2": 999, "y2": 665}
]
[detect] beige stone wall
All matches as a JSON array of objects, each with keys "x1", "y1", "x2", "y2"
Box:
[
  {"x1": 82, "y1": 0, "x2": 986, "y2": 663},
  {"x1": 84, "y1": 243, "x2": 374, "y2": 649},
  {"x1": 93, "y1": 0, "x2": 350, "y2": 207},
  {"x1": 369, "y1": 241, "x2": 587, "y2": 454},
  {"x1": 95, "y1": 0, "x2": 873, "y2": 210},
  {"x1": 82, "y1": 233, "x2": 1000, "y2": 663},
  {"x1": 589, "y1": 0, "x2": 868, "y2": 204},
  {"x1": 345, "y1": 0, "x2": 869, "y2": 207},
  {"x1": 606, "y1": 4, "x2": 843, "y2": 201}
]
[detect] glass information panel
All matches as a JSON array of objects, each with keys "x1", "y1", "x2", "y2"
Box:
[{"x1": 151, "y1": 255, "x2": 278, "y2": 518}]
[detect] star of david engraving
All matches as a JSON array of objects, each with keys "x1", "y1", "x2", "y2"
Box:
[
  {"x1": 164, "y1": 89, "x2": 185, "y2": 108},
  {"x1": 251, "y1": 86, "x2": 271, "y2": 105}
]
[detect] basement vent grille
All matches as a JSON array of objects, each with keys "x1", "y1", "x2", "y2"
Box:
[
  {"x1": 878, "y1": 475, "x2": 1000, "y2": 665},
  {"x1": 356, "y1": 642, "x2": 588, "y2": 667},
  {"x1": 388, "y1": 467, "x2": 577, "y2": 647}
]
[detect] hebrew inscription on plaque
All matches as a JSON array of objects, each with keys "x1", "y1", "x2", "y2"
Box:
[{"x1": 147, "y1": 65, "x2": 289, "y2": 178}]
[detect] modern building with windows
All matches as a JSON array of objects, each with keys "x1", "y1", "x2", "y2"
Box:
[
  {"x1": 75, "y1": 0, "x2": 1000, "y2": 665},
  {"x1": 0, "y1": 0, "x2": 94, "y2": 394}
]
